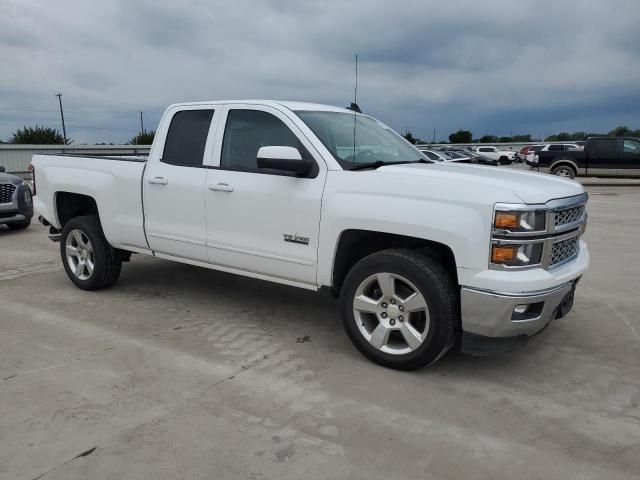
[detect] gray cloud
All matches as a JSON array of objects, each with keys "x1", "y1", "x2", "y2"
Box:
[{"x1": 1, "y1": 0, "x2": 639, "y2": 143}]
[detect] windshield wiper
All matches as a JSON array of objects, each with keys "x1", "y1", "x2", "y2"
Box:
[{"x1": 350, "y1": 159, "x2": 431, "y2": 171}]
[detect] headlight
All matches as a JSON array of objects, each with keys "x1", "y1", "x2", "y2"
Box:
[
  {"x1": 490, "y1": 242, "x2": 544, "y2": 267},
  {"x1": 21, "y1": 181, "x2": 32, "y2": 206},
  {"x1": 493, "y1": 209, "x2": 547, "y2": 234}
]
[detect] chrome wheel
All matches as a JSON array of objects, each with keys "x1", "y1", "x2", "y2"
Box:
[
  {"x1": 65, "y1": 229, "x2": 94, "y2": 280},
  {"x1": 554, "y1": 167, "x2": 572, "y2": 177},
  {"x1": 352, "y1": 272, "x2": 430, "y2": 355}
]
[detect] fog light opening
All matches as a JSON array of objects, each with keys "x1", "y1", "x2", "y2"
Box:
[
  {"x1": 511, "y1": 301, "x2": 545, "y2": 322},
  {"x1": 513, "y1": 304, "x2": 529, "y2": 315}
]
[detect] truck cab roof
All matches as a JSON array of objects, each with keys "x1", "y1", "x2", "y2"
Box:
[{"x1": 167, "y1": 100, "x2": 353, "y2": 114}]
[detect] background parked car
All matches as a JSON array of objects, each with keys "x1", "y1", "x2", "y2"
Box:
[
  {"x1": 533, "y1": 137, "x2": 640, "y2": 178},
  {"x1": 515, "y1": 144, "x2": 545, "y2": 163},
  {"x1": 420, "y1": 149, "x2": 471, "y2": 163},
  {"x1": 471, "y1": 146, "x2": 516, "y2": 165},
  {"x1": 527, "y1": 144, "x2": 583, "y2": 167},
  {"x1": 0, "y1": 166, "x2": 33, "y2": 230},
  {"x1": 439, "y1": 148, "x2": 492, "y2": 165}
]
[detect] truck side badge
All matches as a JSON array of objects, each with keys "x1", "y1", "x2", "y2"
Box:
[{"x1": 283, "y1": 233, "x2": 309, "y2": 245}]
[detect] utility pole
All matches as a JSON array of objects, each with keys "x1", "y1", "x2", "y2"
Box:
[
  {"x1": 139, "y1": 111, "x2": 145, "y2": 134},
  {"x1": 55, "y1": 93, "x2": 67, "y2": 144},
  {"x1": 433, "y1": 128, "x2": 436, "y2": 143}
]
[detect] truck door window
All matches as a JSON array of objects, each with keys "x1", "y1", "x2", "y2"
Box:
[
  {"x1": 623, "y1": 139, "x2": 640, "y2": 154},
  {"x1": 591, "y1": 139, "x2": 617, "y2": 160},
  {"x1": 162, "y1": 109, "x2": 214, "y2": 167},
  {"x1": 220, "y1": 109, "x2": 310, "y2": 173}
]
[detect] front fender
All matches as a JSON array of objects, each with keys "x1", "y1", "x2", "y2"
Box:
[{"x1": 317, "y1": 191, "x2": 492, "y2": 286}]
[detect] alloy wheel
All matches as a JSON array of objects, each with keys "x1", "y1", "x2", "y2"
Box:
[
  {"x1": 352, "y1": 272, "x2": 430, "y2": 355},
  {"x1": 65, "y1": 229, "x2": 95, "y2": 280}
]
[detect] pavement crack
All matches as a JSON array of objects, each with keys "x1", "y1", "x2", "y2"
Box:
[
  {"x1": 31, "y1": 446, "x2": 97, "y2": 480},
  {"x1": 582, "y1": 286, "x2": 640, "y2": 344},
  {"x1": 1, "y1": 363, "x2": 67, "y2": 382}
]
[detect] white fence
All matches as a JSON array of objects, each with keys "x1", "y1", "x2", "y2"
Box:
[{"x1": 0, "y1": 145, "x2": 151, "y2": 174}]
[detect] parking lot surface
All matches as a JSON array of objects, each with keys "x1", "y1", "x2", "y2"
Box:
[{"x1": 1, "y1": 186, "x2": 639, "y2": 480}]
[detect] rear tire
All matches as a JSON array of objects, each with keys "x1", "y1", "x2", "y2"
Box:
[
  {"x1": 60, "y1": 215, "x2": 122, "y2": 290},
  {"x1": 551, "y1": 165, "x2": 576, "y2": 179},
  {"x1": 7, "y1": 218, "x2": 31, "y2": 230},
  {"x1": 340, "y1": 249, "x2": 458, "y2": 370}
]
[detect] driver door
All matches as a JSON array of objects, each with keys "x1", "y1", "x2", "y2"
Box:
[{"x1": 204, "y1": 105, "x2": 327, "y2": 286}]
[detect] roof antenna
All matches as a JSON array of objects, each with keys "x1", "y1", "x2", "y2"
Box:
[{"x1": 346, "y1": 54, "x2": 361, "y2": 113}]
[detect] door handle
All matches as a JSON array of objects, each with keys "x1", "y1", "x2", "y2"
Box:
[
  {"x1": 148, "y1": 177, "x2": 168, "y2": 185},
  {"x1": 208, "y1": 183, "x2": 234, "y2": 192}
]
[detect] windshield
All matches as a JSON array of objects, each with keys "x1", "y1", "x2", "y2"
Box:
[{"x1": 296, "y1": 111, "x2": 427, "y2": 169}]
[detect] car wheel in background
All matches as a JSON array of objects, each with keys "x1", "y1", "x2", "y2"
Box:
[
  {"x1": 340, "y1": 249, "x2": 457, "y2": 370},
  {"x1": 551, "y1": 165, "x2": 576, "y2": 179},
  {"x1": 60, "y1": 215, "x2": 122, "y2": 290}
]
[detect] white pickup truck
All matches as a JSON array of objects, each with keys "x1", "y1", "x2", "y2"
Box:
[
  {"x1": 472, "y1": 146, "x2": 517, "y2": 165},
  {"x1": 31, "y1": 100, "x2": 589, "y2": 370}
]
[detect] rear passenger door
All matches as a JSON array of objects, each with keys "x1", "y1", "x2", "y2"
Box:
[
  {"x1": 204, "y1": 104, "x2": 326, "y2": 286},
  {"x1": 619, "y1": 139, "x2": 640, "y2": 177},
  {"x1": 144, "y1": 107, "x2": 220, "y2": 261},
  {"x1": 587, "y1": 138, "x2": 618, "y2": 176}
]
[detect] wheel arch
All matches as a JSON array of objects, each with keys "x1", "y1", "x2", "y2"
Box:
[
  {"x1": 329, "y1": 229, "x2": 458, "y2": 297},
  {"x1": 55, "y1": 191, "x2": 100, "y2": 227}
]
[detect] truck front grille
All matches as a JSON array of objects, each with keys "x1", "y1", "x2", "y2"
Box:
[
  {"x1": 553, "y1": 204, "x2": 585, "y2": 229},
  {"x1": 0, "y1": 183, "x2": 16, "y2": 204},
  {"x1": 550, "y1": 236, "x2": 579, "y2": 266}
]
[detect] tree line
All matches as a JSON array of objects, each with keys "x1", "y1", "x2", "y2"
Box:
[
  {"x1": 3, "y1": 124, "x2": 640, "y2": 146},
  {"x1": 1, "y1": 125, "x2": 155, "y2": 145},
  {"x1": 403, "y1": 126, "x2": 640, "y2": 145}
]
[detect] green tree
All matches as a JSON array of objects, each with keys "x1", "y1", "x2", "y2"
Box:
[
  {"x1": 479, "y1": 135, "x2": 498, "y2": 143},
  {"x1": 512, "y1": 134, "x2": 532, "y2": 142},
  {"x1": 402, "y1": 131, "x2": 421, "y2": 145},
  {"x1": 448, "y1": 130, "x2": 472, "y2": 143},
  {"x1": 545, "y1": 132, "x2": 572, "y2": 141},
  {"x1": 608, "y1": 126, "x2": 633, "y2": 137},
  {"x1": 498, "y1": 136, "x2": 513, "y2": 143},
  {"x1": 10, "y1": 125, "x2": 70, "y2": 144},
  {"x1": 129, "y1": 130, "x2": 155, "y2": 145}
]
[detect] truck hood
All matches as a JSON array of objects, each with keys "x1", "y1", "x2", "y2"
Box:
[{"x1": 379, "y1": 162, "x2": 584, "y2": 204}]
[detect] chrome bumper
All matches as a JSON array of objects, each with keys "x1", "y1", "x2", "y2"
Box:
[{"x1": 460, "y1": 281, "x2": 575, "y2": 338}]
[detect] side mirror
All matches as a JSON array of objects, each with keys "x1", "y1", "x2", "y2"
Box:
[
  {"x1": 257, "y1": 146, "x2": 312, "y2": 175},
  {"x1": 0, "y1": 166, "x2": 5, "y2": 173}
]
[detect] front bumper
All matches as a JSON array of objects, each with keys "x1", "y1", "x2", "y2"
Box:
[
  {"x1": 0, "y1": 183, "x2": 33, "y2": 225},
  {"x1": 460, "y1": 280, "x2": 576, "y2": 339}
]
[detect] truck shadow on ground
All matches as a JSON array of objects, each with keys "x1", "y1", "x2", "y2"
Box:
[{"x1": 105, "y1": 255, "x2": 551, "y2": 376}]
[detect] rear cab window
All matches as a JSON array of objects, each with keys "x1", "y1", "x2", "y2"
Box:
[{"x1": 162, "y1": 109, "x2": 214, "y2": 167}]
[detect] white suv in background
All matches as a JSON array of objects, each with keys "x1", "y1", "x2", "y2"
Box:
[
  {"x1": 472, "y1": 146, "x2": 516, "y2": 165},
  {"x1": 527, "y1": 144, "x2": 582, "y2": 166}
]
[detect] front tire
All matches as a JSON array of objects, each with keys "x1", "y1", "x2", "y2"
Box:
[
  {"x1": 60, "y1": 215, "x2": 122, "y2": 290},
  {"x1": 340, "y1": 249, "x2": 457, "y2": 370}
]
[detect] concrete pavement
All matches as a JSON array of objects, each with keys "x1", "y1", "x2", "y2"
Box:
[{"x1": 1, "y1": 186, "x2": 639, "y2": 480}]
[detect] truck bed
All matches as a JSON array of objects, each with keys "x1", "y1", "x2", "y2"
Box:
[{"x1": 31, "y1": 153, "x2": 150, "y2": 254}]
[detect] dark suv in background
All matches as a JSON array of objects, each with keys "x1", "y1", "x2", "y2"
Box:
[{"x1": 0, "y1": 166, "x2": 33, "y2": 230}]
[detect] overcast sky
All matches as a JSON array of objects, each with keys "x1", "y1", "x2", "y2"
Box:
[{"x1": 1, "y1": 0, "x2": 639, "y2": 144}]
